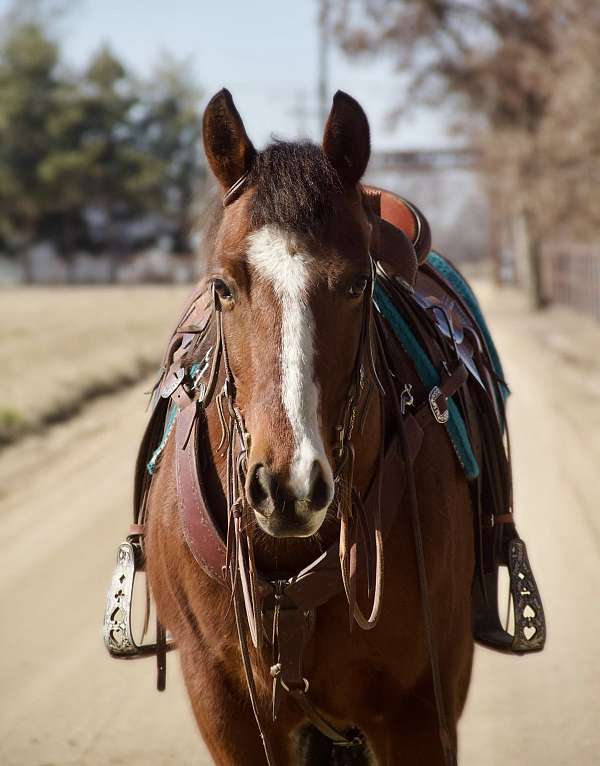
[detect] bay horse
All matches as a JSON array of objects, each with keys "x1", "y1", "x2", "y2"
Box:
[{"x1": 125, "y1": 89, "x2": 543, "y2": 765}]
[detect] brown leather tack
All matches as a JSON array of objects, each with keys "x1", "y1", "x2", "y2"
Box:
[{"x1": 120, "y1": 186, "x2": 540, "y2": 766}]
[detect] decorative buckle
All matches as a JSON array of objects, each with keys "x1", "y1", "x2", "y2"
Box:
[
  {"x1": 400, "y1": 383, "x2": 414, "y2": 414},
  {"x1": 190, "y1": 347, "x2": 212, "y2": 391},
  {"x1": 428, "y1": 386, "x2": 449, "y2": 424}
]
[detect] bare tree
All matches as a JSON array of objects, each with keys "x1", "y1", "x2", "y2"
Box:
[{"x1": 329, "y1": 0, "x2": 600, "y2": 307}]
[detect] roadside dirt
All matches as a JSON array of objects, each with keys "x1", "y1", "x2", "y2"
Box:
[
  {"x1": 0, "y1": 286, "x2": 186, "y2": 445},
  {"x1": 0, "y1": 282, "x2": 598, "y2": 765}
]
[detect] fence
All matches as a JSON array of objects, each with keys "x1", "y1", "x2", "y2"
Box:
[
  {"x1": 540, "y1": 242, "x2": 600, "y2": 321},
  {"x1": 0, "y1": 245, "x2": 197, "y2": 285}
]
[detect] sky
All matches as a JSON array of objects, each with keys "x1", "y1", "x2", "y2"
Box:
[{"x1": 22, "y1": 0, "x2": 455, "y2": 151}]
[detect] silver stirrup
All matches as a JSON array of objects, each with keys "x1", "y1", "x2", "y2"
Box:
[{"x1": 103, "y1": 540, "x2": 174, "y2": 658}]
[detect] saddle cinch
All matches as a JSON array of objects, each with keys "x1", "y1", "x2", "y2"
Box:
[{"x1": 103, "y1": 186, "x2": 546, "y2": 687}]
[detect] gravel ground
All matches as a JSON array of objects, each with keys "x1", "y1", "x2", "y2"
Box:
[{"x1": 0, "y1": 281, "x2": 598, "y2": 765}]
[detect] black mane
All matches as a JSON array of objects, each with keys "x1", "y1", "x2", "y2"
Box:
[{"x1": 247, "y1": 140, "x2": 342, "y2": 233}]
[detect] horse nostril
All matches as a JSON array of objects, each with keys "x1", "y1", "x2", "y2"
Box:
[
  {"x1": 308, "y1": 461, "x2": 332, "y2": 512},
  {"x1": 246, "y1": 460, "x2": 332, "y2": 522},
  {"x1": 246, "y1": 463, "x2": 270, "y2": 513}
]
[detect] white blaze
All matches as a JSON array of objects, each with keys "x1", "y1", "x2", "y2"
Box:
[{"x1": 246, "y1": 225, "x2": 334, "y2": 502}]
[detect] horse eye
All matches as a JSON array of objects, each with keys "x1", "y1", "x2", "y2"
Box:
[
  {"x1": 347, "y1": 276, "x2": 369, "y2": 297},
  {"x1": 212, "y1": 278, "x2": 234, "y2": 302}
]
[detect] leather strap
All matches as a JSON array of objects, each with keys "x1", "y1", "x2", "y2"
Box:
[
  {"x1": 175, "y1": 400, "x2": 227, "y2": 582},
  {"x1": 288, "y1": 687, "x2": 363, "y2": 748},
  {"x1": 265, "y1": 433, "x2": 407, "y2": 749},
  {"x1": 156, "y1": 618, "x2": 167, "y2": 691},
  {"x1": 412, "y1": 362, "x2": 468, "y2": 428},
  {"x1": 490, "y1": 513, "x2": 514, "y2": 526},
  {"x1": 377, "y1": 318, "x2": 457, "y2": 766},
  {"x1": 403, "y1": 362, "x2": 468, "y2": 460}
]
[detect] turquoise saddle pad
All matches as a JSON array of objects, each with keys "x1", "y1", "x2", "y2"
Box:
[{"x1": 374, "y1": 251, "x2": 508, "y2": 481}]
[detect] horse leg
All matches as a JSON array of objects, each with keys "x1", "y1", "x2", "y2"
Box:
[
  {"x1": 366, "y1": 690, "x2": 458, "y2": 766},
  {"x1": 295, "y1": 725, "x2": 334, "y2": 764},
  {"x1": 178, "y1": 641, "x2": 290, "y2": 766},
  {"x1": 296, "y1": 725, "x2": 372, "y2": 766}
]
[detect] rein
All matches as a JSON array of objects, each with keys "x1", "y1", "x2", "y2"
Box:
[{"x1": 334, "y1": 258, "x2": 387, "y2": 633}]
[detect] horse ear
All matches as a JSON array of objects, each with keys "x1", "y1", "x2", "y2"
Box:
[
  {"x1": 322, "y1": 91, "x2": 370, "y2": 188},
  {"x1": 202, "y1": 89, "x2": 256, "y2": 190}
]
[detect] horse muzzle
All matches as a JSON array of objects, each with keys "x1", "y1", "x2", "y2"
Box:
[{"x1": 245, "y1": 460, "x2": 334, "y2": 537}]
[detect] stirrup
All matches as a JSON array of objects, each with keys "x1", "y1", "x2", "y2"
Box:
[
  {"x1": 473, "y1": 537, "x2": 546, "y2": 654},
  {"x1": 102, "y1": 540, "x2": 175, "y2": 659}
]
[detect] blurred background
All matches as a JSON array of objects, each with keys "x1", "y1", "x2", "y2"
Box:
[{"x1": 0, "y1": 1, "x2": 598, "y2": 764}]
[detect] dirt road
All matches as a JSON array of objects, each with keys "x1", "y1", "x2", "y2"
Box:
[{"x1": 1, "y1": 283, "x2": 598, "y2": 765}]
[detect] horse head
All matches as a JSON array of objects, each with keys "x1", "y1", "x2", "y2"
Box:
[{"x1": 202, "y1": 89, "x2": 379, "y2": 539}]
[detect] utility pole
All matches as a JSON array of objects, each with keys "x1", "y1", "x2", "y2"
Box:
[
  {"x1": 318, "y1": 0, "x2": 330, "y2": 127},
  {"x1": 290, "y1": 89, "x2": 310, "y2": 138}
]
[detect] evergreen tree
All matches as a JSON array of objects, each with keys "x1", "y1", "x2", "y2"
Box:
[
  {"x1": 0, "y1": 20, "x2": 62, "y2": 251},
  {"x1": 0, "y1": 3, "x2": 205, "y2": 279}
]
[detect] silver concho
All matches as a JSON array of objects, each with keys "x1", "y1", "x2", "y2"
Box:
[
  {"x1": 428, "y1": 386, "x2": 449, "y2": 424},
  {"x1": 400, "y1": 383, "x2": 414, "y2": 415}
]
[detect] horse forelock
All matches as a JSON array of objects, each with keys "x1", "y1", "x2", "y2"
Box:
[
  {"x1": 247, "y1": 140, "x2": 342, "y2": 233},
  {"x1": 200, "y1": 138, "x2": 364, "y2": 277}
]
